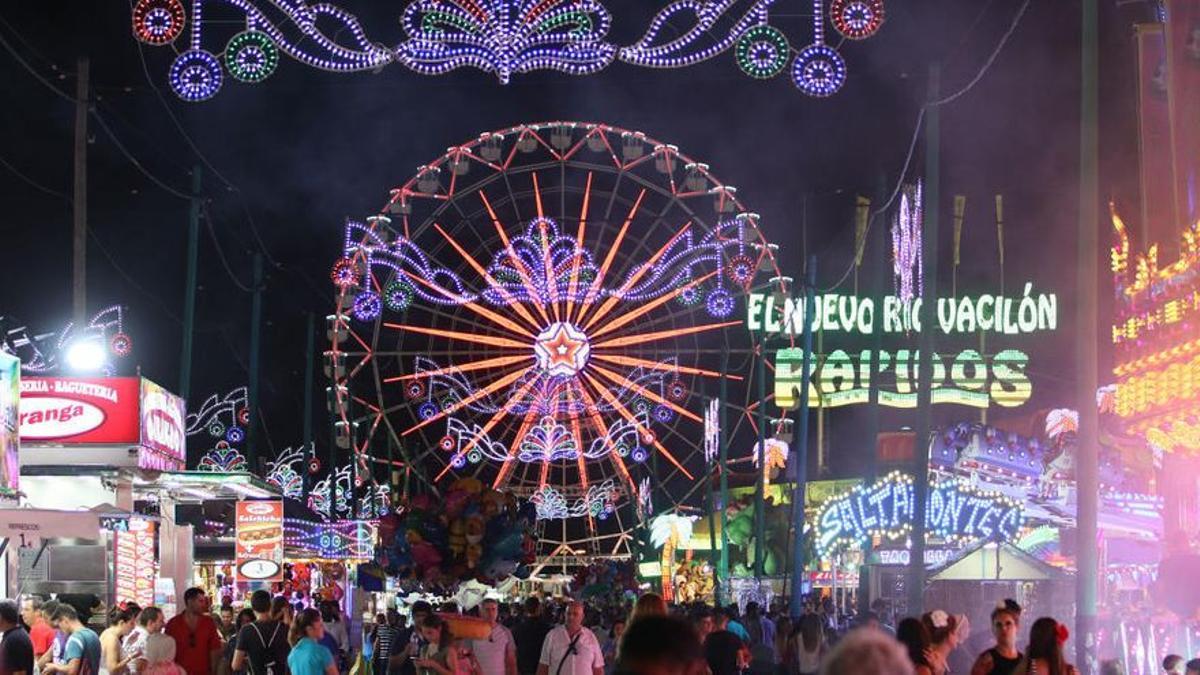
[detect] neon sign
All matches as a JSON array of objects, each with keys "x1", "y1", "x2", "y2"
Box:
[
  {"x1": 746, "y1": 283, "x2": 1058, "y2": 337},
  {"x1": 815, "y1": 471, "x2": 1024, "y2": 554},
  {"x1": 773, "y1": 348, "x2": 1031, "y2": 409}
]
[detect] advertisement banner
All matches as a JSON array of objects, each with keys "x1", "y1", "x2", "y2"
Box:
[
  {"x1": 18, "y1": 377, "x2": 140, "y2": 444},
  {"x1": 139, "y1": 378, "x2": 186, "y2": 470},
  {"x1": 235, "y1": 501, "x2": 283, "y2": 582},
  {"x1": 114, "y1": 518, "x2": 157, "y2": 607},
  {"x1": 0, "y1": 352, "x2": 19, "y2": 497}
]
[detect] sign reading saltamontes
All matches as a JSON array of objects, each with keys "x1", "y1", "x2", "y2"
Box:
[{"x1": 236, "y1": 501, "x2": 283, "y2": 582}]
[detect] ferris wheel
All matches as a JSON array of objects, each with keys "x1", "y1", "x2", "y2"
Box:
[{"x1": 327, "y1": 122, "x2": 793, "y2": 562}]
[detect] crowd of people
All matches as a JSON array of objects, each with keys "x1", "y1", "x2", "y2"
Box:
[{"x1": 2, "y1": 590, "x2": 1198, "y2": 675}]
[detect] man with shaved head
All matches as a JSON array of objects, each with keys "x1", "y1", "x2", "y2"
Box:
[{"x1": 536, "y1": 602, "x2": 602, "y2": 675}]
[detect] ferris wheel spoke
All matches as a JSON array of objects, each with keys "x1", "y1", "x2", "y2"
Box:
[
  {"x1": 479, "y1": 190, "x2": 552, "y2": 324},
  {"x1": 398, "y1": 268, "x2": 534, "y2": 339},
  {"x1": 401, "y1": 366, "x2": 530, "y2": 437},
  {"x1": 435, "y1": 376, "x2": 541, "y2": 481},
  {"x1": 429, "y1": 223, "x2": 543, "y2": 332},
  {"x1": 590, "y1": 354, "x2": 740, "y2": 381},
  {"x1": 580, "y1": 221, "x2": 692, "y2": 332},
  {"x1": 570, "y1": 381, "x2": 636, "y2": 493},
  {"x1": 492, "y1": 407, "x2": 541, "y2": 490},
  {"x1": 592, "y1": 320, "x2": 740, "y2": 350},
  {"x1": 587, "y1": 363, "x2": 702, "y2": 424},
  {"x1": 579, "y1": 372, "x2": 694, "y2": 481},
  {"x1": 383, "y1": 354, "x2": 531, "y2": 382},
  {"x1": 565, "y1": 172, "x2": 593, "y2": 321},
  {"x1": 383, "y1": 322, "x2": 529, "y2": 350},
  {"x1": 573, "y1": 188, "x2": 646, "y2": 323},
  {"x1": 589, "y1": 270, "x2": 716, "y2": 340}
]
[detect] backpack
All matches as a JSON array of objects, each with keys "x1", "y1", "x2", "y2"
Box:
[{"x1": 248, "y1": 623, "x2": 283, "y2": 675}]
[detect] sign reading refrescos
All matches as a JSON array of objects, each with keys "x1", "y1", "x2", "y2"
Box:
[
  {"x1": 236, "y1": 500, "x2": 284, "y2": 582},
  {"x1": 0, "y1": 352, "x2": 19, "y2": 497},
  {"x1": 815, "y1": 471, "x2": 1024, "y2": 555}
]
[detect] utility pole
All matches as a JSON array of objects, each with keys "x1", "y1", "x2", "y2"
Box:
[
  {"x1": 717, "y1": 350, "x2": 731, "y2": 604},
  {"x1": 907, "y1": 63, "x2": 941, "y2": 617},
  {"x1": 72, "y1": 56, "x2": 89, "y2": 325},
  {"x1": 179, "y1": 166, "x2": 202, "y2": 399},
  {"x1": 1076, "y1": 0, "x2": 1100, "y2": 671},
  {"x1": 247, "y1": 253, "x2": 264, "y2": 472},
  {"x1": 302, "y1": 312, "x2": 315, "y2": 500},
  {"x1": 754, "y1": 337, "x2": 767, "y2": 580},
  {"x1": 789, "y1": 256, "x2": 816, "y2": 618}
]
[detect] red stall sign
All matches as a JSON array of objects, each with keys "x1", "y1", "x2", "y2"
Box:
[
  {"x1": 236, "y1": 501, "x2": 283, "y2": 582},
  {"x1": 19, "y1": 378, "x2": 140, "y2": 444}
]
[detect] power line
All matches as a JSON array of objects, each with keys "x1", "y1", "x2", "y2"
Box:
[
  {"x1": 202, "y1": 202, "x2": 256, "y2": 293},
  {"x1": 90, "y1": 108, "x2": 194, "y2": 200},
  {"x1": 820, "y1": 0, "x2": 1033, "y2": 292},
  {"x1": 0, "y1": 151, "x2": 71, "y2": 202}
]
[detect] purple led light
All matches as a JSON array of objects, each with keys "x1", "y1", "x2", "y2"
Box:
[
  {"x1": 418, "y1": 401, "x2": 439, "y2": 419},
  {"x1": 706, "y1": 288, "x2": 734, "y2": 317},
  {"x1": 652, "y1": 404, "x2": 675, "y2": 423},
  {"x1": 351, "y1": 290, "x2": 382, "y2": 321},
  {"x1": 620, "y1": 0, "x2": 772, "y2": 69},
  {"x1": 225, "y1": 425, "x2": 245, "y2": 444},
  {"x1": 169, "y1": 49, "x2": 222, "y2": 101},
  {"x1": 891, "y1": 180, "x2": 923, "y2": 303}
]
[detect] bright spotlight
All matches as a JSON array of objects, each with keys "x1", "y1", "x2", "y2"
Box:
[{"x1": 65, "y1": 341, "x2": 106, "y2": 372}]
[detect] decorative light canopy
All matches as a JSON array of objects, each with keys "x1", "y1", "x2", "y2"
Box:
[
  {"x1": 130, "y1": 0, "x2": 881, "y2": 99},
  {"x1": 891, "y1": 181, "x2": 923, "y2": 304}
]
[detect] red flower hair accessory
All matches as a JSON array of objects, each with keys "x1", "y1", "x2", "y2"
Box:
[{"x1": 1055, "y1": 622, "x2": 1070, "y2": 643}]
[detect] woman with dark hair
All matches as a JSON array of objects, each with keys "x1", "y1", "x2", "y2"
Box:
[
  {"x1": 627, "y1": 594, "x2": 667, "y2": 624},
  {"x1": 287, "y1": 609, "x2": 338, "y2": 675},
  {"x1": 100, "y1": 606, "x2": 139, "y2": 675},
  {"x1": 896, "y1": 617, "x2": 945, "y2": 675},
  {"x1": 412, "y1": 615, "x2": 456, "y2": 675},
  {"x1": 1016, "y1": 618, "x2": 1076, "y2": 675},
  {"x1": 921, "y1": 610, "x2": 966, "y2": 675},
  {"x1": 271, "y1": 598, "x2": 294, "y2": 628},
  {"x1": 970, "y1": 600, "x2": 1023, "y2": 675},
  {"x1": 792, "y1": 614, "x2": 824, "y2": 675}
]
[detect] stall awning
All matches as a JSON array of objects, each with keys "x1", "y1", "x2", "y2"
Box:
[
  {"x1": 929, "y1": 541, "x2": 1068, "y2": 582},
  {"x1": 130, "y1": 470, "x2": 280, "y2": 501}
]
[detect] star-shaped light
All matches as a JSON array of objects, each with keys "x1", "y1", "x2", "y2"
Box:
[{"x1": 533, "y1": 322, "x2": 590, "y2": 377}]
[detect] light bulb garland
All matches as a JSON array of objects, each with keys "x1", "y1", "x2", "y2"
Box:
[{"x1": 131, "y1": 0, "x2": 878, "y2": 99}]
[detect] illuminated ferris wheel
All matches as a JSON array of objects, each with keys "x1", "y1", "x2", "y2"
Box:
[{"x1": 327, "y1": 122, "x2": 792, "y2": 560}]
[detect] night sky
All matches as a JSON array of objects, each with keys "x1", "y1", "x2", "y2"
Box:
[{"x1": 0, "y1": 1, "x2": 1153, "y2": 483}]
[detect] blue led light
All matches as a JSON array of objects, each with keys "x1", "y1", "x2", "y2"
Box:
[
  {"x1": 352, "y1": 290, "x2": 382, "y2": 322},
  {"x1": 791, "y1": 44, "x2": 846, "y2": 97},
  {"x1": 169, "y1": 49, "x2": 222, "y2": 101}
]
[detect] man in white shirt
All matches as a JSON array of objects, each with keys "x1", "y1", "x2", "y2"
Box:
[
  {"x1": 470, "y1": 599, "x2": 516, "y2": 675},
  {"x1": 536, "y1": 602, "x2": 602, "y2": 675}
]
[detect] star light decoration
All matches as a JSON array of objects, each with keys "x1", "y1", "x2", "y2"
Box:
[
  {"x1": 332, "y1": 170, "x2": 762, "y2": 496},
  {"x1": 131, "y1": 0, "x2": 882, "y2": 99}
]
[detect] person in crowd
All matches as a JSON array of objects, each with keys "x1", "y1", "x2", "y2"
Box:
[
  {"x1": 869, "y1": 600, "x2": 893, "y2": 635},
  {"x1": 897, "y1": 617, "x2": 944, "y2": 675},
  {"x1": 921, "y1": 611, "x2": 966, "y2": 675},
  {"x1": 513, "y1": 599, "x2": 552, "y2": 675},
  {"x1": 705, "y1": 609, "x2": 746, "y2": 675},
  {"x1": 269, "y1": 599, "x2": 293, "y2": 629},
  {"x1": 141, "y1": 634, "x2": 186, "y2": 675},
  {"x1": 36, "y1": 600, "x2": 66, "y2": 673},
  {"x1": 219, "y1": 610, "x2": 237, "y2": 643},
  {"x1": 45, "y1": 604, "x2": 101, "y2": 675},
  {"x1": 818, "y1": 628, "x2": 913, "y2": 675},
  {"x1": 723, "y1": 607, "x2": 750, "y2": 644},
  {"x1": 287, "y1": 609, "x2": 337, "y2": 675},
  {"x1": 370, "y1": 613, "x2": 397, "y2": 675},
  {"x1": 232, "y1": 590, "x2": 290, "y2": 675},
  {"x1": 165, "y1": 589, "x2": 223, "y2": 675},
  {"x1": 1016, "y1": 618, "x2": 1076, "y2": 675},
  {"x1": 469, "y1": 599, "x2": 516, "y2": 675},
  {"x1": 626, "y1": 595, "x2": 666, "y2": 625},
  {"x1": 599, "y1": 619, "x2": 623, "y2": 675},
  {"x1": 743, "y1": 602, "x2": 776, "y2": 651},
  {"x1": 1163, "y1": 655, "x2": 1185, "y2": 675},
  {"x1": 412, "y1": 615, "x2": 456, "y2": 675},
  {"x1": 1, "y1": 599, "x2": 35, "y2": 675},
  {"x1": 1099, "y1": 660, "x2": 1125, "y2": 675},
  {"x1": 769, "y1": 616, "x2": 791, "y2": 675},
  {"x1": 22, "y1": 597, "x2": 55, "y2": 661},
  {"x1": 319, "y1": 603, "x2": 348, "y2": 668},
  {"x1": 100, "y1": 606, "x2": 139, "y2": 675},
  {"x1": 793, "y1": 613, "x2": 825, "y2": 675},
  {"x1": 535, "y1": 601, "x2": 602, "y2": 675},
  {"x1": 692, "y1": 611, "x2": 712, "y2": 645},
  {"x1": 969, "y1": 600, "x2": 1023, "y2": 675},
  {"x1": 402, "y1": 604, "x2": 435, "y2": 675},
  {"x1": 1185, "y1": 659, "x2": 1200, "y2": 675},
  {"x1": 221, "y1": 610, "x2": 255, "y2": 675},
  {"x1": 124, "y1": 607, "x2": 165, "y2": 675},
  {"x1": 611, "y1": 615, "x2": 706, "y2": 675}
]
